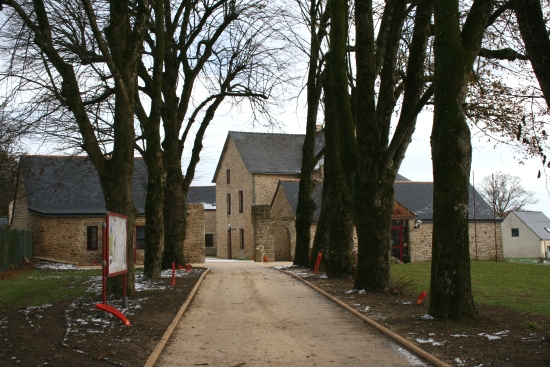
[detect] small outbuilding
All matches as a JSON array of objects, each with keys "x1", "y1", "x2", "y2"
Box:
[{"x1": 502, "y1": 211, "x2": 550, "y2": 258}]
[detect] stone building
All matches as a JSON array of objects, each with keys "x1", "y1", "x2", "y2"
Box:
[
  {"x1": 186, "y1": 186, "x2": 216, "y2": 256},
  {"x1": 256, "y1": 178, "x2": 503, "y2": 262},
  {"x1": 211, "y1": 131, "x2": 324, "y2": 260},
  {"x1": 11, "y1": 155, "x2": 206, "y2": 265}
]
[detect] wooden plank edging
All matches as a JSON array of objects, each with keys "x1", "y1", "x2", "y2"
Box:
[
  {"x1": 278, "y1": 269, "x2": 452, "y2": 367},
  {"x1": 143, "y1": 268, "x2": 211, "y2": 367}
]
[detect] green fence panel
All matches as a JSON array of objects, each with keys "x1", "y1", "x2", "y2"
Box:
[{"x1": 0, "y1": 227, "x2": 32, "y2": 272}]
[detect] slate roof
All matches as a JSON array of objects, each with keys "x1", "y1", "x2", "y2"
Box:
[
  {"x1": 212, "y1": 131, "x2": 325, "y2": 182},
  {"x1": 18, "y1": 156, "x2": 148, "y2": 216},
  {"x1": 275, "y1": 180, "x2": 324, "y2": 222},
  {"x1": 186, "y1": 186, "x2": 216, "y2": 210},
  {"x1": 393, "y1": 182, "x2": 498, "y2": 221},
  {"x1": 274, "y1": 178, "x2": 496, "y2": 222},
  {"x1": 508, "y1": 211, "x2": 550, "y2": 240}
]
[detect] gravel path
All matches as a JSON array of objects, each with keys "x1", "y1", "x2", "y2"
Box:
[{"x1": 156, "y1": 261, "x2": 427, "y2": 367}]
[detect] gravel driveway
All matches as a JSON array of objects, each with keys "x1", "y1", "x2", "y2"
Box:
[{"x1": 156, "y1": 261, "x2": 427, "y2": 367}]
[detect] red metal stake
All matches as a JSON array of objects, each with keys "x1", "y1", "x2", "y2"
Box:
[{"x1": 313, "y1": 253, "x2": 322, "y2": 274}]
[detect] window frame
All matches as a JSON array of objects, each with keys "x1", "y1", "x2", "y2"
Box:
[
  {"x1": 239, "y1": 228, "x2": 245, "y2": 250},
  {"x1": 87, "y1": 226, "x2": 98, "y2": 251},
  {"x1": 205, "y1": 233, "x2": 214, "y2": 248},
  {"x1": 511, "y1": 228, "x2": 519, "y2": 237},
  {"x1": 136, "y1": 226, "x2": 146, "y2": 250},
  {"x1": 226, "y1": 169, "x2": 231, "y2": 184},
  {"x1": 227, "y1": 193, "x2": 232, "y2": 214},
  {"x1": 239, "y1": 190, "x2": 244, "y2": 213}
]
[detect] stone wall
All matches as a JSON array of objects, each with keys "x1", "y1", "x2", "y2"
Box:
[
  {"x1": 10, "y1": 176, "x2": 32, "y2": 231},
  {"x1": 410, "y1": 221, "x2": 503, "y2": 262},
  {"x1": 252, "y1": 204, "x2": 296, "y2": 262},
  {"x1": 184, "y1": 204, "x2": 205, "y2": 264}
]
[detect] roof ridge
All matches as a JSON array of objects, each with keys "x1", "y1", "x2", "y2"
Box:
[
  {"x1": 22, "y1": 154, "x2": 144, "y2": 159},
  {"x1": 229, "y1": 130, "x2": 306, "y2": 137}
]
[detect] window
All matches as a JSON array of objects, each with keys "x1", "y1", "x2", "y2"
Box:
[
  {"x1": 136, "y1": 226, "x2": 146, "y2": 249},
  {"x1": 227, "y1": 193, "x2": 232, "y2": 214},
  {"x1": 205, "y1": 234, "x2": 214, "y2": 248},
  {"x1": 87, "y1": 226, "x2": 98, "y2": 251},
  {"x1": 511, "y1": 228, "x2": 519, "y2": 237},
  {"x1": 239, "y1": 190, "x2": 244, "y2": 213},
  {"x1": 240, "y1": 228, "x2": 245, "y2": 250},
  {"x1": 226, "y1": 169, "x2": 231, "y2": 184}
]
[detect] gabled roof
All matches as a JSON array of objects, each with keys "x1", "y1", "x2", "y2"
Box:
[
  {"x1": 507, "y1": 211, "x2": 550, "y2": 240},
  {"x1": 274, "y1": 180, "x2": 324, "y2": 222},
  {"x1": 18, "y1": 155, "x2": 147, "y2": 216},
  {"x1": 212, "y1": 131, "x2": 324, "y2": 182},
  {"x1": 272, "y1": 178, "x2": 496, "y2": 223},
  {"x1": 274, "y1": 173, "x2": 411, "y2": 222},
  {"x1": 393, "y1": 182, "x2": 498, "y2": 221},
  {"x1": 186, "y1": 186, "x2": 216, "y2": 210}
]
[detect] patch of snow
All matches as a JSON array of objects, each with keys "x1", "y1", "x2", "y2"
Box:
[
  {"x1": 345, "y1": 289, "x2": 356, "y2": 294},
  {"x1": 478, "y1": 331, "x2": 508, "y2": 340},
  {"x1": 319, "y1": 274, "x2": 328, "y2": 279},
  {"x1": 402, "y1": 301, "x2": 412, "y2": 305},
  {"x1": 390, "y1": 343, "x2": 428, "y2": 366},
  {"x1": 362, "y1": 306, "x2": 370, "y2": 312},
  {"x1": 454, "y1": 357, "x2": 466, "y2": 366},
  {"x1": 429, "y1": 333, "x2": 435, "y2": 336},
  {"x1": 35, "y1": 261, "x2": 78, "y2": 270},
  {"x1": 420, "y1": 314, "x2": 434, "y2": 320},
  {"x1": 415, "y1": 338, "x2": 434, "y2": 344},
  {"x1": 358, "y1": 289, "x2": 365, "y2": 294},
  {"x1": 451, "y1": 334, "x2": 470, "y2": 338}
]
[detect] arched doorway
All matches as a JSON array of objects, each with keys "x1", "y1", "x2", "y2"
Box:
[{"x1": 274, "y1": 225, "x2": 291, "y2": 261}]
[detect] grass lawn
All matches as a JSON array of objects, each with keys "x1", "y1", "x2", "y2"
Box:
[
  {"x1": 0, "y1": 268, "x2": 101, "y2": 312},
  {"x1": 391, "y1": 260, "x2": 550, "y2": 316}
]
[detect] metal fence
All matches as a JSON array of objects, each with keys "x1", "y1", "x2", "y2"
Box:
[{"x1": 0, "y1": 226, "x2": 32, "y2": 272}]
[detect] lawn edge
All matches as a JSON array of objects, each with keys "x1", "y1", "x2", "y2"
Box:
[
  {"x1": 278, "y1": 269, "x2": 452, "y2": 367},
  {"x1": 143, "y1": 268, "x2": 211, "y2": 367}
]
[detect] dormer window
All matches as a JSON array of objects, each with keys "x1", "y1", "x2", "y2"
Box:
[
  {"x1": 545, "y1": 227, "x2": 550, "y2": 233},
  {"x1": 226, "y1": 169, "x2": 231, "y2": 184}
]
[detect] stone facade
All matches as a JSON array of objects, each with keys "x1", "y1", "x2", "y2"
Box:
[
  {"x1": 215, "y1": 137, "x2": 300, "y2": 259},
  {"x1": 183, "y1": 204, "x2": 206, "y2": 264},
  {"x1": 409, "y1": 221, "x2": 503, "y2": 262},
  {"x1": 252, "y1": 205, "x2": 296, "y2": 262},
  {"x1": 11, "y1": 174, "x2": 206, "y2": 265}
]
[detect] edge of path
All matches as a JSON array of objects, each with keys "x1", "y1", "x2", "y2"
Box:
[
  {"x1": 143, "y1": 268, "x2": 211, "y2": 367},
  {"x1": 278, "y1": 269, "x2": 452, "y2": 367}
]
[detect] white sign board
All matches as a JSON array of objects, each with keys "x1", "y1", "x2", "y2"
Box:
[{"x1": 106, "y1": 212, "x2": 128, "y2": 276}]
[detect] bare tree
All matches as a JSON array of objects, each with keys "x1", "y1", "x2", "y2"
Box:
[
  {"x1": 0, "y1": 0, "x2": 152, "y2": 295},
  {"x1": 479, "y1": 172, "x2": 539, "y2": 218},
  {"x1": 0, "y1": 110, "x2": 25, "y2": 217},
  {"x1": 134, "y1": 0, "x2": 289, "y2": 274}
]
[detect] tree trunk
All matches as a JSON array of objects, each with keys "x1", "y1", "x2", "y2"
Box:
[
  {"x1": 309, "y1": 177, "x2": 330, "y2": 269},
  {"x1": 294, "y1": 0, "x2": 325, "y2": 267},
  {"x1": 513, "y1": 0, "x2": 550, "y2": 108},
  {"x1": 323, "y1": 0, "x2": 356, "y2": 275},
  {"x1": 429, "y1": 0, "x2": 493, "y2": 319},
  {"x1": 162, "y1": 149, "x2": 187, "y2": 269},
  {"x1": 353, "y1": 0, "x2": 407, "y2": 291},
  {"x1": 138, "y1": 0, "x2": 165, "y2": 279},
  {"x1": 142, "y1": 150, "x2": 164, "y2": 278}
]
